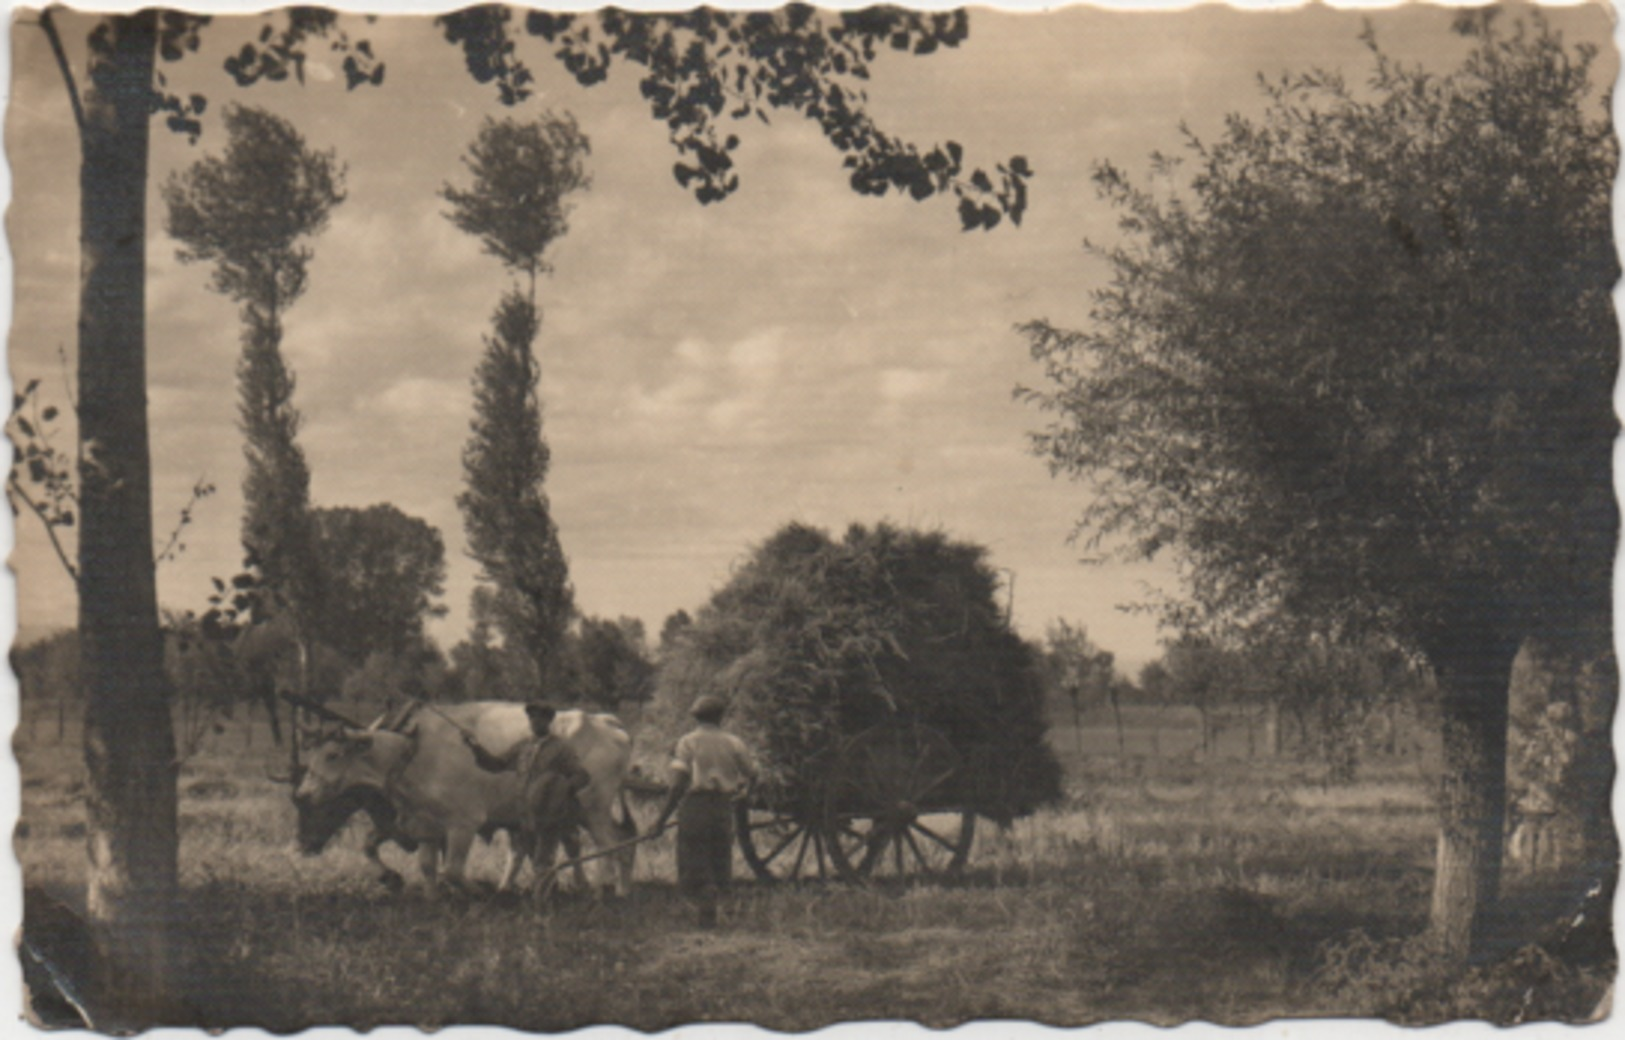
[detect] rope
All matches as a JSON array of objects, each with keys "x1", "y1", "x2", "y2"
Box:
[
  {"x1": 407, "y1": 698, "x2": 481, "y2": 741},
  {"x1": 535, "y1": 820, "x2": 675, "y2": 893}
]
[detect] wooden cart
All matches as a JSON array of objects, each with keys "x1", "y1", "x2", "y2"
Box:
[{"x1": 734, "y1": 718, "x2": 978, "y2": 882}]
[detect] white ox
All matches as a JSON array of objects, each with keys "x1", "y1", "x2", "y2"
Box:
[{"x1": 293, "y1": 701, "x2": 635, "y2": 894}]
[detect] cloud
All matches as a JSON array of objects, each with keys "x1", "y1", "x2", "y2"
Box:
[
  {"x1": 359, "y1": 376, "x2": 469, "y2": 421},
  {"x1": 623, "y1": 328, "x2": 788, "y2": 438}
]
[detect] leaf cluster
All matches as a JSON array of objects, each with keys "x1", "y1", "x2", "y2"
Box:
[
  {"x1": 221, "y1": 7, "x2": 384, "y2": 92},
  {"x1": 437, "y1": 4, "x2": 1030, "y2": 228},
  {"x1": 1020, "y1": 16, "x2": 1617, "y2": 658},
  {"x1": 441, "y1": 114, "x2": 591, "y2": 281},
  {"x1": 163, "y1": 104, "x2": 347, "y2": 316},
  {"x1": 81, "y1": 9, "x2": 380, "y2": 146},
  {"x1": 7, "y1": 377, "x2": 81, "y2": 583}
]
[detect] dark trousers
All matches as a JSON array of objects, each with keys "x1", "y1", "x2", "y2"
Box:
[
  {"x1": 677, "y1": 791, "x2": 734, "y2": 925},
  {"x1": 526, "y1": 777, "x2": 583, "y2": 894}
]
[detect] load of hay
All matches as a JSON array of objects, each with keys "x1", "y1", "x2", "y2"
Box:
[{"x1": 650, "y1": 521, "x2": 1062, "y2": 823}]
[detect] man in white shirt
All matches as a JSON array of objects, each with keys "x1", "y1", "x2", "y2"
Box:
[{"x1": 654, "y1": 695, "x2": 757, "y2": 927}]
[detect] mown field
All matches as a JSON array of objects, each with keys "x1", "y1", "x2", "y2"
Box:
[{"x1": 15, "y1": 705, "x2": 1612, "y2": 1030}]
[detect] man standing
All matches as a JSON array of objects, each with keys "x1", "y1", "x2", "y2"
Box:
[
  {"x1": 464, "y1": 702, "x2": 592, "y2": 889},
  {"x1": 654, "y1": 695, "x2": 757, "y2": 927}
]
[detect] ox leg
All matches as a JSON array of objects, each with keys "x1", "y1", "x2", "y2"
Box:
[
  {"x1": 530, "y1": 829, "x2": 576, "y2": 904},
  {"x1": 439, "y1": 829, "x2": 476, "y2": 890},
  {"x1": 417, "y1": 843, "x2": 440, "y2": 887},
  {"x1": 559, "y1": 829, "x2": 587, "y2": 893},
  {"x1": 497, "y1": 828, "x2": 536, "y2": 892},
  {"x1": 611, "y1": 813, "x2": 638, "y2": 896},
  {"x1": 364, "y1": 829, "x2": 405, "y2": 893},
  {"x1": 583, "y1": 812, "x2": 631, "y2": 897}
]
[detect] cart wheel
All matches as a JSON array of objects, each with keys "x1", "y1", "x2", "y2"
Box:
[
  {"x1": 735, "y1": 803, "x2": 836, "y2": 882},
  {"x1": 824, "y1": 721, "x2": 976, "y2": 880},
  {"x1": 827, "y1": 808, "x2": 975, "y2": 880}
]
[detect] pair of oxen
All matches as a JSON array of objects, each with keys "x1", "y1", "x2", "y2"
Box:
[{"x1": 287, "y1": 698, "x2": 637, "y2": 895}]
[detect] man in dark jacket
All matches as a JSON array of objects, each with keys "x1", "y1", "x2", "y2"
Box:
[
  {"x1": 654, "y1": 695, "x2": 757, "y2": 927},
  {"x1": 464, "y1": 702, "x2": 591, "y2": 889}
]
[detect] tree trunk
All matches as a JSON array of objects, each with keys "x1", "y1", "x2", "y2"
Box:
[
  {"x1": 290, "y1": 630, "x2": 315, "y2": 778},
  {"x1": 76, "y1": 11, "x2": 178, "y2": 1025},
  {"x1": 1427, "y1": 628, "x2": 1519, "y2": 962},
  {"x1": 1069, "y1": 690, "x2": 1084, "y2": 759},
  {"x1": 1109, "y1": 692, "x2": 1126, "y2": 759},
  {"x1": 1263, "y1": 700, "x2": 1281, "y2": 756},
  {"x1": 1289, "y1": 704, "x2": 1309, "y2": 753}
]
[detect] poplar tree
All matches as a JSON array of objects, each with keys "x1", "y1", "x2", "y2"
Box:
[
  {"x1": 443, "y1": 114, "x2": 590, "y2": 684},
  {"x1": 164, "y1": 103, "x2": 345, "y2": 728}
]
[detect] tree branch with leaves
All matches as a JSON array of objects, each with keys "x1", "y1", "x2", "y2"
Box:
[{"x1": 438, "y1": 4, "x2": 1031, "y2": 229}]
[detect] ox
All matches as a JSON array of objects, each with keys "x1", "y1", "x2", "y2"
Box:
[{"x1": 294, "y1": 701, "x2": 635, "y2": 894}]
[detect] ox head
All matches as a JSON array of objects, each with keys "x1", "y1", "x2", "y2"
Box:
[
  {"x1": 294, "y1": 782, "x2": 400, "y2": 856},
  {"x1": 293, "y1": 726, "x2": 387, "y2": 805},
  {"x1": 273, "y1": 694, "x2": 381, "y2": 853},
  {"x1": 290, "y1": 726, "x2": 399, "y2": 857}
]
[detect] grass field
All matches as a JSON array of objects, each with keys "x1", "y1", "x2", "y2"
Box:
[{"x1": 15, "y1": 706, "x2": 1613, "y2": 1030}]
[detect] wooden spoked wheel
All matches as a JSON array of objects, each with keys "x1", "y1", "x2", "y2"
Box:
[
  {"x1": 824, "y1": 721, "x2": 976, "y2": 880},
  {"x1": 735, "y1": 803, "x2": 836, "y2": 882}
]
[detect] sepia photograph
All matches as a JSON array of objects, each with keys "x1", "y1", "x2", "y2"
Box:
[{"x1": 5, "y1": 0, "x2": 1618, "y2": 1031}]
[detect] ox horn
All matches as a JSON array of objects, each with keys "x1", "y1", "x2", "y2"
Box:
[{"x1": 281, "y1": 691, "x2": 362, "y2": 729}]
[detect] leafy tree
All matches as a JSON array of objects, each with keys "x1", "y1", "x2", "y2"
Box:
[
  {"x1": 1159, "y1": 636, "x2": 1239, "y2": 756},
  {"x1": 163, "y1": 101, "x2": 345, "y2": 773},
  {"x1": 340, "y1": 643, "x2": 452, "y2": 712},
  {"x1": 444, "y1": 114, "x2": 588, "y2": 685},
  {"x1": 1230, "y1": 629, "x2": 1419, "y2": 778},
  {"x1": 310, "y1": 504, "x2": 449, "y2": 665},
  {"x1": 160, "y1": 609, "x2": 244, "y2": 760},
  {"x1": 446, "y1": 585, "x2": 539, "y2": 701},
  {"x1": 658, "y1": 608, "x2": 694, "y2": 656},
  {"x1": 36, "y1": 3, "x2": 1024, "y2": 1020},
  {"x1": 1020, "y1": 14, "x2": 1615, "y2": 958},
  {"x1": 570, "y1": 615, "x2": 656, "y2": 709},
  {"x1": 1040, "y1": 619, "x2": 1118, "y2": 758}
]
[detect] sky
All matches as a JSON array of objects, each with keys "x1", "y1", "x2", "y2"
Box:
[{"x1": 5, "y1": 1, "x2": 1616, "y2": 676}]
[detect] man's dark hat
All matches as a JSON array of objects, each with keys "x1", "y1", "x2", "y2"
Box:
[
  {"x1": 525, "y1": 702, "x2": 559, "y2": 719},
  {"x1": 690, "y1": 694, "x2": 728, "y2": 720}
]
